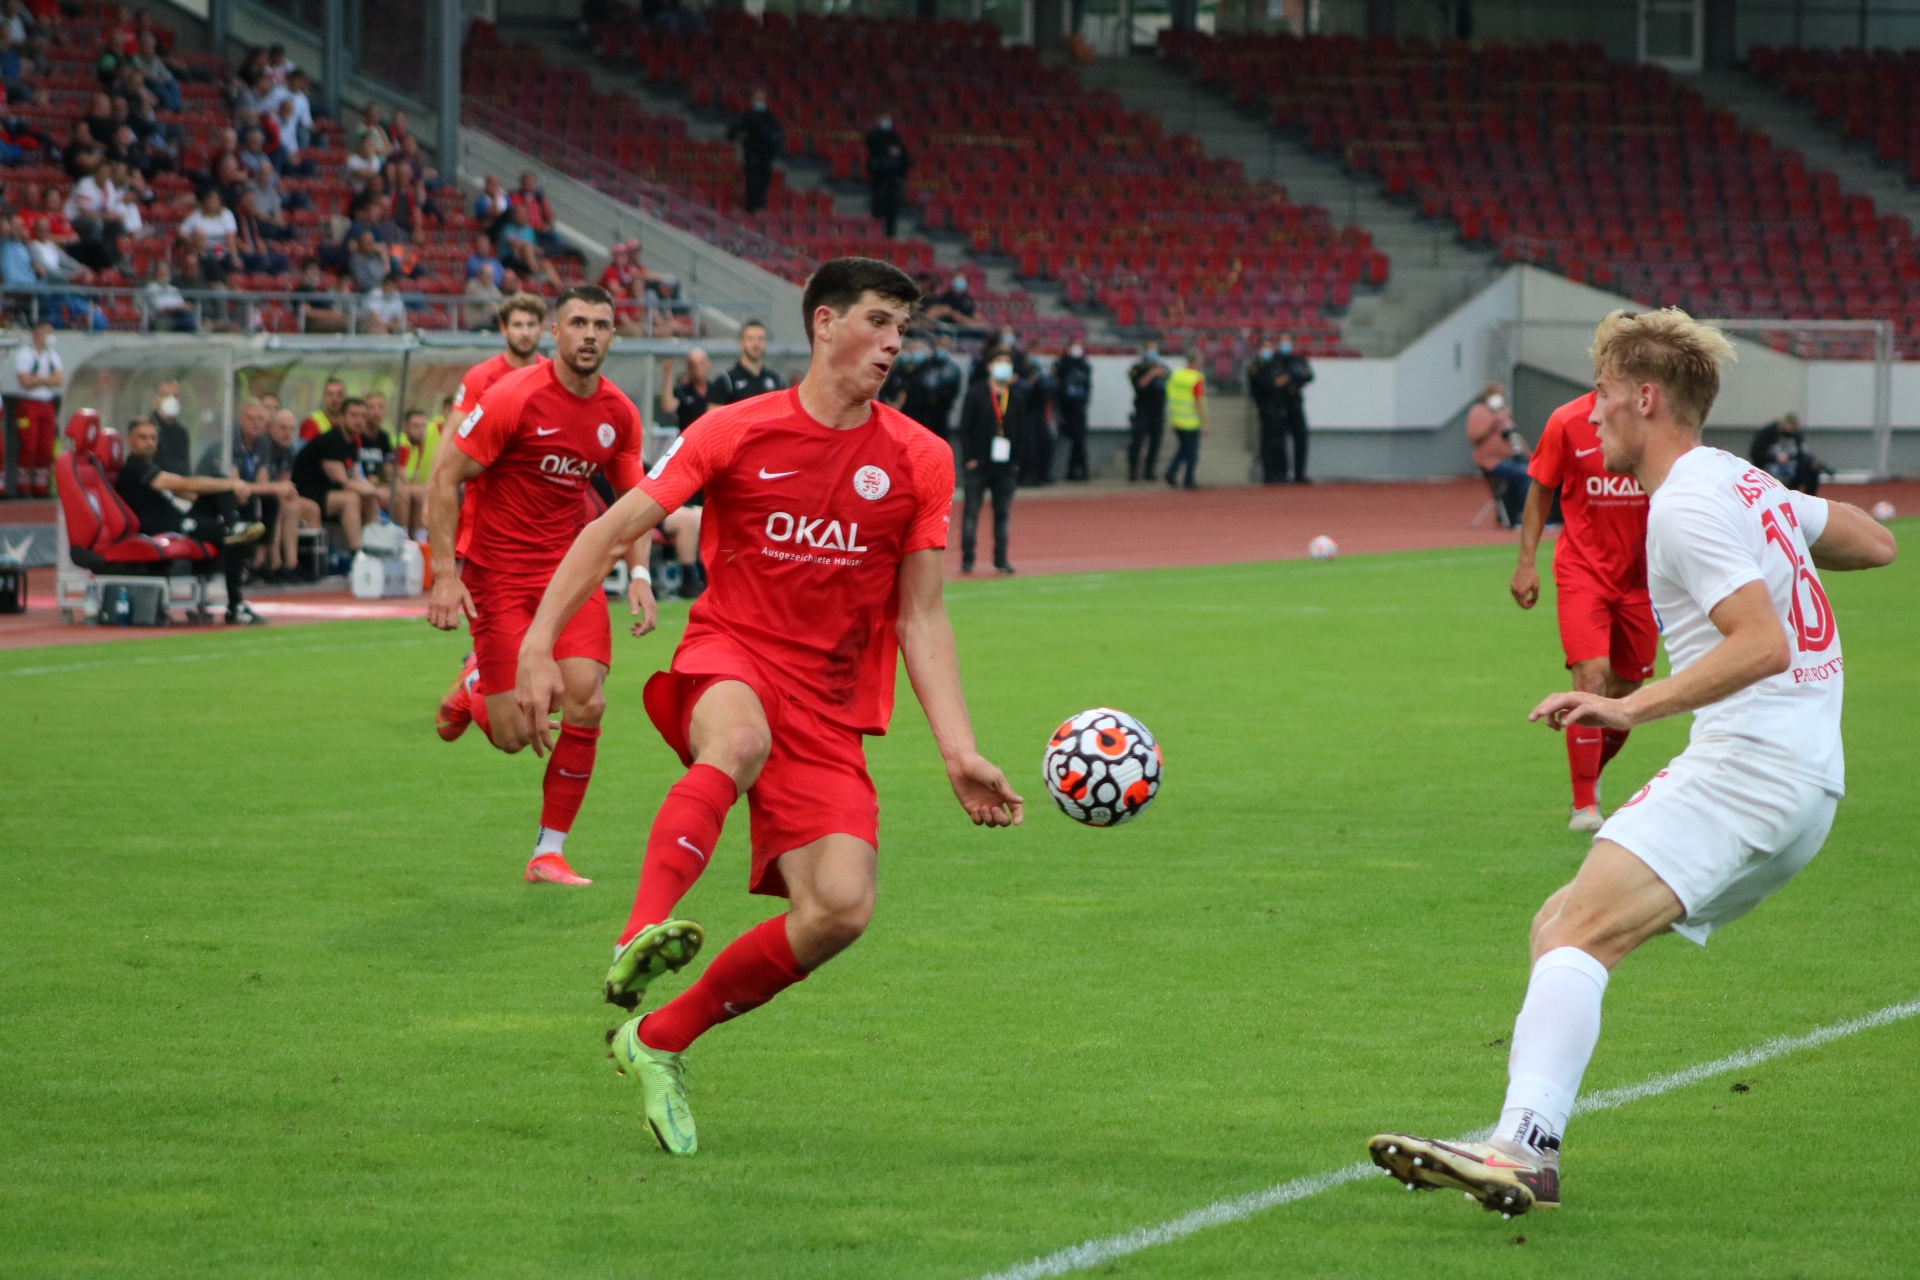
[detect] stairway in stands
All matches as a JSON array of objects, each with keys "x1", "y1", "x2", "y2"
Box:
[{"x1": 1078, "y1": 53, "x2": 1502, "y2": 358}]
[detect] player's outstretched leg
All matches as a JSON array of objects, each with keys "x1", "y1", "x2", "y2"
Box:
[
  {"x1": 435, "y1": 652, "x2": 481, "y2": 741},
  {"x1": 607, "y1": 680, "x2": 766, "y2": 1009},
  {"x1": 1369, "y1": 841, "x2": 1681, "y2": 1216}
]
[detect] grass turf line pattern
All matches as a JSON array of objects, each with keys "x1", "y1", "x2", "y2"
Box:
[{"x1": 978, "y1": 994, "x2": 1920, "y2": 1280}]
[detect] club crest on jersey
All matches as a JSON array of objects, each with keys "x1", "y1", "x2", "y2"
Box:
[
  {"x1": 458, "y1": 406, "x2": 483, "y2": 437},
  {"x1": 597, "y1": 422, "x2": 616, "y2": 449},
  {"x1": 766, "y1": 511, "x2": 869, "y2": 552},
  {"x1": 852, "y1": 465, "x2": 890, "y2": 500}
]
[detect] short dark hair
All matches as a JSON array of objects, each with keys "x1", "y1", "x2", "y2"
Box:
[
  {"x1": 740, "y1": 318, "x2": 767, "y2": 333},
  {"x1": 801, "y1": 258, "x2": 921, "y2": 347},
  {"x1": 553, "y1": 284, "x2": 614, "y2": 315},
  {"x1": 341, "y1": 397, "x2": 367, "y2": 411}
]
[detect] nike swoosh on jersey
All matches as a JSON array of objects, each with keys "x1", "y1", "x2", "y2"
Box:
[
  {"x1": 758, "y1": 467, "x2": 800, "y2": 479},
  {"x1": 1575, "y1": 447, "x2": 1601, "y2": 457},
  {"x1": 535, "y1": 427, "x2": 562, "y2": 436}
]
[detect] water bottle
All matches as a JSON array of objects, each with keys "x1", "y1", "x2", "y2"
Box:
[{"x1": 113, "y1": 587, "x2": 131, "y2": 626}]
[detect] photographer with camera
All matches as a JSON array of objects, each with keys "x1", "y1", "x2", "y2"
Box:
[{"x1": 1468, "y1": 382, "x2": 1530, "y2": 527}]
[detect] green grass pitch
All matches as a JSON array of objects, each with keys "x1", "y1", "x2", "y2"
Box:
[{"x1": 3, "y1": 530, "x2": 1916, "y2": 1278}]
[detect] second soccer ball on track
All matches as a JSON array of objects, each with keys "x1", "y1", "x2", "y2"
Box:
[
  {"x1": 1308, "y1": 535, "x2": 1339, "y2": 561},
  {"x1": 1044, "y1": 708, "x2": 1162, "y2": 827}
]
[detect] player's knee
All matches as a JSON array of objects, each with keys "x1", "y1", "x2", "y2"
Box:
[
  {"x1": 563, "y1": 689, "x2": 606, "y2": 727},
  {"x1": 713, "y1": 723, "x2": 771, "y2": 774},
  {"x1": 799, "y1": 889, "x2": 873, "y2": 955}
]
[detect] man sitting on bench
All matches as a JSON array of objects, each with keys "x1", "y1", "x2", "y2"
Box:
[{"x1": 116, "y1": 417, "x2": 269, "y2": 626}]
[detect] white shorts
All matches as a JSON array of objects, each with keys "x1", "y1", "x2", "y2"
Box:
[{"x1": 1599, "y1": 743, "x2": 1838, "y2": 945}]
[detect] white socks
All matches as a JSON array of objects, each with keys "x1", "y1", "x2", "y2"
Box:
[
  {"x1": 534, "y1": 825, "x2": 568, "y2": 858},
  {"x1": 1495, "y1": 946, "x2": 1610, "y2": 1153}
]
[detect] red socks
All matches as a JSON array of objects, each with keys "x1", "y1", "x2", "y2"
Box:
[
  {"x1": 639, "y1": 915, "x2": 807, "y2": 1053},
  {"x1": 470, "y1": 687, "x2": 493, "y2": 742},
  {"x1": 620, "y1": 763, "x2": 738, "y2": 945},
  {"x1": 1567, "y1": 724, "x2": 1603, "y2": 810},
  {"x1": 539, "y1": 723, "x2": 600, "y2": 832},
  {"x1": 1600, "y1": 728, "x2": 1630, "y2": 771}
]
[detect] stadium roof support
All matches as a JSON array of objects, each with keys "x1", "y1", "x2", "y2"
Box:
[{"x1": 436, "y1": 0, "x2": 460, "y2": 194}]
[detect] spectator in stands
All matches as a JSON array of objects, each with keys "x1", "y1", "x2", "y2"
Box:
[
  {"x1": 958, "y1": 347, "x2": 1023, "y2": 575},
  {"x1": 1050, "y1": 342, "x2": 1092, "y2": 482},
  {"x1": 1750, "y1": 412, "x2": 1823, "y2": 495},
  {"x1": 28, "y1": 214, "x2": 92, "y2": 294},
  {"x1": 1161, "y1": 349, "x2": 1207, "y2": 490},
  {"x1": 347, "y1": 230, "x2": 389, "y2": 295},
  {"x1": 922, "y1": 272, "x2": 974, "y2": 327},
  {"x1": 387, "y1": 159, "x2": 435, "y2": 233},
  {"x1": 268, "y1": 98, "x2": 307, "y2": 174},
  {"x1": 509, "y1": 171, "x2": 566, "y2": 258},
  {"x1": 599, "y1": 238, "x2": 654, "y2": 295},
  {"x1": 180, "y1": 188, "x2": 236, "y2": 282},
  {"x1": 283, "y1": 70, "x2": 313, "y2": 149},
  {"x1": 291, "y1": 395, "x2": 381, "y2": 550},
  {"x1": 293, "y1": 261, "x2": 348, "y2": 334},
  {"x1": 661, "y1": 349, "x2": 712, "y2": 431},
  {"x1": 61, "y1": 120, "x2": 101, "y2": 180},
  {"x1": 248, "y1": 165, "x2": 294, "y2": 224},
  {"x1": 300, "y1": 377, "x2": 346, "y2": 442},
  {"x1": 1269, "y1": 333, "x2": 1313, "y2": 484},
  {"x1": 495, "y1": 205, "x2": 558, "y2": 290},
  {"x1": 231, "y1": 192, "x2": 286, "y2": 274},
  {"x1": 143, "y1": 259, "x2": 195, "y2": 331},
  {"x1": 645, "y1": 272, "x2": 693, "y2": 336},
  {"x1": 198, "y1": 398, "x2": 298, "y2": 582},
  {"x1": 902, "y1": 330, "x2": 963, "y2": 435},
  {"x1": 345, "y1": 132, "x2": 383, "y2": 194},
  {"x1": 864, "y1": 112, "x2": 909, "y2": 239},
  {"x1": 363, "y1": 273, "x2": 408, "y2": 335},
  {"x1": 0, "y1": 212, "x2": 35, "y2": 299},
  {"x1": 726, "y1": 87, "x2": 783, "y2": 214},
  {"x1": 391, "y1": 407, "x2": 430, "y2": 538},
  {"x1": 237, "y1": 126, "x2": 272, "y2": 178},
  {"x1": 473, "y1": 172, "x2": 510, "y2": 234},
  {"x1": 708, "y1": 318, "x2": 784, "y2": 405},
  {"x1": 1126, "y1": 344, "x2": 1169, "y2": 481},
  {"x1": 387, "y1": 109, "x2": 411, "y2": 150},
  {"x1": 1467, "y1": 381, "x2": 1529, "y2": 526},
  {"x1": 117, "y1": 416, "x2": 267, "y2": 624},
  {"x1": 348, "y1": 102, "x2": 392, "y2": 162},
  {"x1": 463, "y1": 261, "x2": 503, "y2": 330},
  {"x1": 264, "y1": 44, "x2": 293, "y2": 87},
  {"x1": 613, "y1": 275, "x2": 655, "y2": 337}
]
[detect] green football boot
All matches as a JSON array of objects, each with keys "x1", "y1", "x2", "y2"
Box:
[
  {"x1": 604, "y1": 918, "x2": 705, "y2": 1011},
  {"x1": 608, "y1": 1017, "x2": 697, "y2": 1156}
]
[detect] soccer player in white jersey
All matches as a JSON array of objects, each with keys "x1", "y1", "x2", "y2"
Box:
[{"x1": 1368, "y1": 309, "x2": 1897, "y2": 1217}]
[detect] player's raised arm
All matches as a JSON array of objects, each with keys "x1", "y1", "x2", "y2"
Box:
[
  {"x1": 1807, "y1": 499, "x2": 1897, "y2": 571},
  {"x1": 516, "y1": 487, "x2": 670, "y2": 753},
  {"x1": 425, "y1": 441, "x2": 484, "y2": 629},
  {"x1": 894, "y1": 547, "x2": 1023, "y2": 827}
]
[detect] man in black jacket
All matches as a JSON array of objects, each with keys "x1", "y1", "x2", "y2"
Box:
[
  {"x1": 864, "y1": 114, "x2": 910, "y2": 239},
  {"x1": 116, "y1": 417, "x2": 267, "y2": 625},
  {"x1": 1051, "y1": 343, "x2": 1092, "y2": 482},
  {"x1": 726, "y1": 89, "x2": 784, "y2": 214},
  {"x1": 957, "y1": 348, "x2": 1023, "y2": 575},
  {"x1": 903, "y1": 332, "x2": 963, "y2": 435},
  {"x1": 1126, "y1": 345, "x2": 1169, "y2": 481},
  {"x1": 1269, "y1": 334, "x2": 1314, "y2": 483},
  {"x1": 1749, "y1": 412, "x2": 1821, "y2": 494},
  {"x1": 706, "y1": 319, "x2": 784, "y2": 406}
]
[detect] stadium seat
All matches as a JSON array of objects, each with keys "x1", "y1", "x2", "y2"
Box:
[{"x1": 55, "y1": 452, "x2": 218, "y2": 624}]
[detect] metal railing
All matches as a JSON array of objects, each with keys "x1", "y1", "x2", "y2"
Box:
[{"x1": 2, "y1": 282, "x2": 738, "y2": 338}]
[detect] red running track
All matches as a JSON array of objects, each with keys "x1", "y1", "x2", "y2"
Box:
[{"x1": 6, "y1": 479, "x2": 1917, "y2": 650}]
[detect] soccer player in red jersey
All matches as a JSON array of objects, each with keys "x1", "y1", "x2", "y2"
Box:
[
  {"x1": 516, "y1": 259, "x2": 1023, "y2": 1155},
  {"x1": 425, "y1": 286, "x2": 651, "y2": 886},
  {"x1": 1510, "y1": 390, "x2": 1657, "y2": 832}
]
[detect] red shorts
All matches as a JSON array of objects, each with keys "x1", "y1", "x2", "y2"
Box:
[
  {"x1": 643, "y1": 653, "x2": 878, "y2": 900},
  {"x1": 1557, "y1": 575, "x2": 1658, "y2": 682},
  {"x1": 465, "y1": 561, "x2": 611, "y2": 697}
]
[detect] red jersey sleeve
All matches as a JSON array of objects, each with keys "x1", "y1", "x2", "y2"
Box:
[
  {"x1": 450, "y1": 364, "x2": 487, "y2": 415},
  {"x1": 901, "y1": 424, "x2": 954, "y2": 553},
  {"x1": 604, "y1": 400, "x2": 645, "y2": 490},
  {"x1": 450, "y1": 378, "x2": 526, "y2": 469},
  {"x1": 1528, "y1": 411, "x2": 1565, "y2": 488},
  {"x1": 639, "y1": 412, "x2": 744, "y2": 513}
]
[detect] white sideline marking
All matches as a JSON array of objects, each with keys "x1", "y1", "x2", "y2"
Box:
[{"x1": 976, "y1": 995, "x2": 1920, "y2": 1280}]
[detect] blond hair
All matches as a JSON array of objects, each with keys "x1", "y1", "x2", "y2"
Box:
[{"x1": 1590, "y1": 308, "x2": 1736, "y2": 430}]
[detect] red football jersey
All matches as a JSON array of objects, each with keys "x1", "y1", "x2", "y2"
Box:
[
  {"x1": 1528, "y1": 391, "x2": 1650, "y2": 591},
  {"x1": 452, "y1": 353, "x2": 548, "y2": 559},
  {"x1": 451, "y1": 362, "x2": 644, "y2": 577},
  {"x1": 641, "y1": 388, "x2": 954, "y2": 735}
]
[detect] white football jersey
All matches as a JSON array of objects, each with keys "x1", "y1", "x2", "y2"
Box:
[{"x1": 1646, "y1": 447, "x2": 1844, "y2": 793}]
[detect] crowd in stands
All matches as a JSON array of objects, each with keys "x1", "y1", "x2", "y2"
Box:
[{"x1": 1164, "y1": 28, "x2": 1920, "y2": 360}]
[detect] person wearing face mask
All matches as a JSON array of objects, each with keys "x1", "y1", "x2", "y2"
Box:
[
  {"x1": 150, "y1": 378, "x2": 192, "y2": 475},
  {"x1": 1249, "y1": 342, "x2": 1288, "y2": 484},
  {"x1": 903, "y1": 331, "x2": 964, "y2": 435},
  {"x1": 1269, "y1": 334, "x2": 1314, "y2": 483},
  {"x1": 1051, "y1": 342, "x2": 1092, "y2": 482},
  {"x1": 864, "y1": 113, "x2": 910, "y2": 240},
  {"x1": 1126, "y1": 344, "x2": 1170, "y2": 481},
  {"x1": 958, "y1": 348, "x2": 1025, "y2": 574},
  {"x1": 923, "y1": 273, "x2": 976, "y2": 328},
  {"x1": 1468, "y1": 381, "x2": 1530, "y2": 527},
  {"x1": 725, "y1": 88, "x2": 784, "y2": 214}
]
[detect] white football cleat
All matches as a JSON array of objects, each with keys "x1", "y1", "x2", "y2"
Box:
[{"x1": 1568, "y1": 805, "x2": 1603, "y2": 833}]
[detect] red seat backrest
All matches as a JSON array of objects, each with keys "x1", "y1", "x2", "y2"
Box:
[
  {"x1": 56, "y1": 451, "x2": 141, "y2": 553},
  {"x1": 93, "y1": 427, "x2": 126, "y2": 479},
  {"x1": 64, "y1": 408, "x2": 100, "y2": 454}
]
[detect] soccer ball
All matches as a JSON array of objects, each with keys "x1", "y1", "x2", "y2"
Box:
[
  {"x1": 1308, "y1": 535, "x2": 1338, "y2": 561},
  {"x1": 1043, "y1": 708, "x2": 1162, "y2": 827},
  {"x1": 1872, "y1": 501, "x2": 1896, "y2": 522}
]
